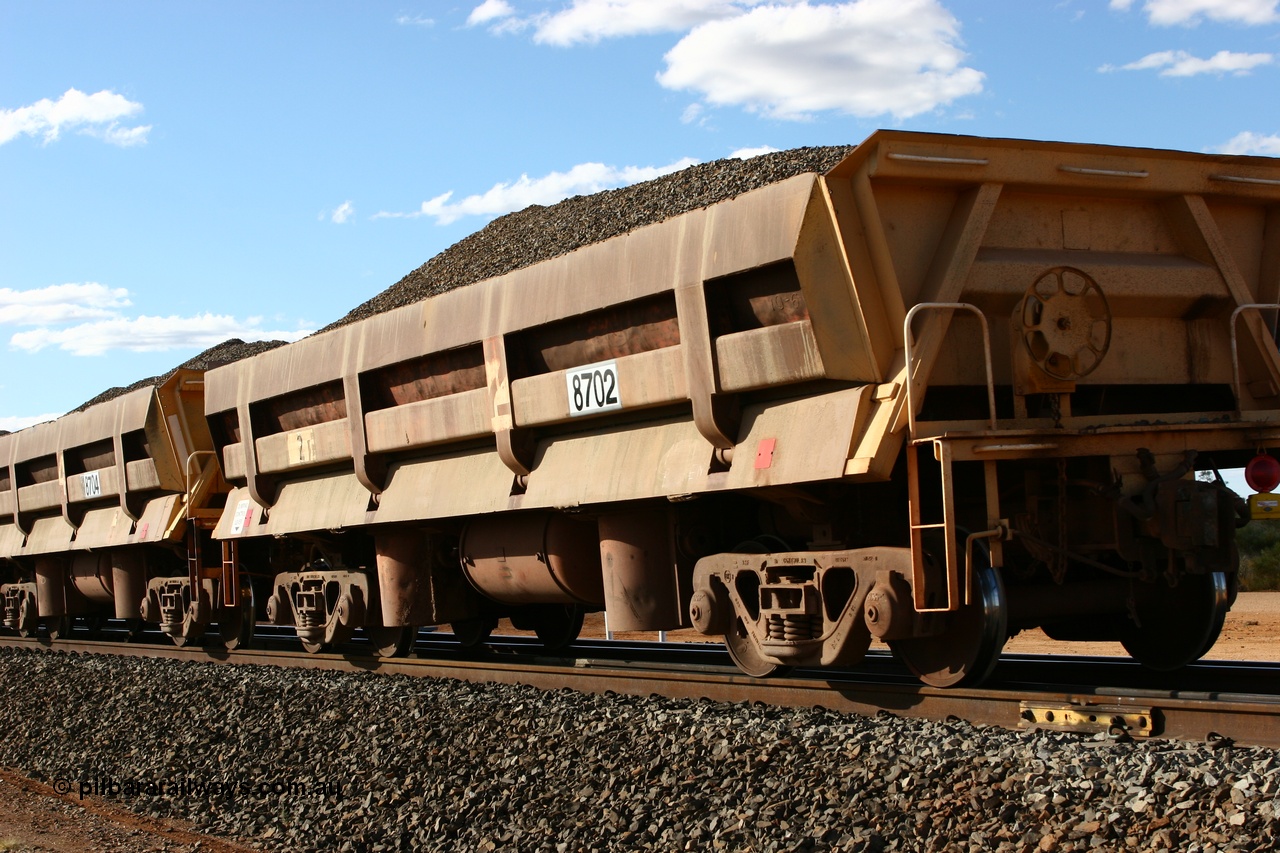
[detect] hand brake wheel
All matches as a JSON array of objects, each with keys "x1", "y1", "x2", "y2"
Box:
[{"x1": 1016, "y1": 266, "x2": 1112, "y2": 380}]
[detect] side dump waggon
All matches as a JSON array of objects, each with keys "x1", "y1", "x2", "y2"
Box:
[
  {"x1": 0, "y1": 371, "x2": 252, "y2": 646},
  {"x1": 201, "y1": 131, "x2": 1280, "y2": 684},
  {"x1": 5, "y1": 130, "x2": 1279, "y2": 687}
]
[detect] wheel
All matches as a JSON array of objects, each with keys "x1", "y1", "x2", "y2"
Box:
[
  {"x1": 366, "y1": 625, "x2": 416, "y2": 658},
  {"x1": 450, "y1": 616, "x2": 497, "y2": 648},
  {"x1": 724, "y1": 616, "x2": 791, "y2": 678},
  {"x1": 16, "y1": 596, "x2": 36, "y2": 638},
  {"x1": 532, "y1": 605, "x2": 584, "y2": 651},
  {"x1": 47, "y1": 616, "x2": 72, "y2": 641},
  {"x1": 218, "y1": 576, "x2": 256, "y2": 650},
  {"x1": 124, "y1": 618, "x2": 146, "y2": 642},
  {"x1": 889, "y1": 561, "x2": 1008, "y2": 688},
  {"x1": 1016, "y1": 266, "x2": 1111, "y2": 380},
  {"x1": 300, "y1": 639, "x2": 327, "y2": 654},
  {"x1": 172, "y1": 586, "x2": 207, "y2": 647},
  {"x1": 1120, "y1": 571, "x2": 1229, "y2": 671}
]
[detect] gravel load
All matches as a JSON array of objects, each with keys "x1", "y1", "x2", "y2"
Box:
[
  {"x1": 0, "y1": 647, "x2": 1273, "y2": 853},
  {"x1": 71, "y1": 338, "x2": 288, "y2": 413},
  {"x1": 64, "y1": 146, "x2": 851, "y2": 416},
  {"x1": 320, "y1": 146, "x2": 854, "y2": 333}
]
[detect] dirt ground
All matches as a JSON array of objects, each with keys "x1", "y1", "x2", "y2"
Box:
[
  {"x1": 0, "y1": 769, "x2": 260, "y2": 853},
  {"x1": 1001, "y1": 590, "x2": 1280, "y2": 661},
  {"x1": 576, "y1": 591, "x2": 1280, "y2": 662},
  {"x1": 3, "y1": 593, "x2": 1277, "y2": 851}
]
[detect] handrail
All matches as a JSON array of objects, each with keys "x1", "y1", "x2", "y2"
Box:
[
  {"x1": 184, "y1": 450, "x2": 217, "y2": 518},
  {"x1": 903, "y1": 302, "x2": 997, "y2": 439},
  {"x1": 1230, "y1": 303, "x2": 1280, "y2": 408}
]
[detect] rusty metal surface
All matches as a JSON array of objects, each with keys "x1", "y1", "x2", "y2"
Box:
[{"x1": 3, "y1": 635, "x2": 1278, "y2": 749}]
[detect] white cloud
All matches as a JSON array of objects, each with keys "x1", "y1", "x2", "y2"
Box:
[
  {"x1": 657, "y1": 0, "x2": 983, "y2": 121},
  {"x1": 9, "y1": 314, "x2": 311, "y2": 357},
  {"x1": 473, "y1": 1, "x2": 981, "y2": 121},
  {"x1": 0, "y1": 414, "x2": 62, "y2": 433},
  {"x1": 395, "y1": 14, "x2": 435, "y2": 26},
  {"x1": 531, "y1": 0, "x2": 746, "y2": 45},
  {"x1": 468, "y1": 0, "x2": 516, "y2": 26},
  {"x1": 2, "y1": 282, "x2": 311, "y2": 356},
  {"x1": 376, "y1": 157, "x2": 699, "y2": 225},
  {"x1": 681, "y1": 103, "x2": 706, "y2": 124},
  {"x1": 1218, "y1": 131, "x2": 1280, "y2": 155},
  {"x1": 1109, "y1": 0, "x2": 1279, "y2": 25},
  {"x1": 730, "y1": 145, "x2": 780, "y2": 159},
  {"x1": 0, "y1": 88, "x2": 150, "y2": 146},
  {"x1": 1102, "y1": 49, "x2": 1273, "y2": 75},
  {"x1": 330, "y1": 201, "x2": 355, "y2": 224},
  {"x1": 0, "y1": 283, "x2": 133, "y2": 326}
]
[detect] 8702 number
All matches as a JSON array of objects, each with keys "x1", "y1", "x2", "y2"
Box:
[{"x1": 566, "y1": 360, "x2": 622, "y2": 416}]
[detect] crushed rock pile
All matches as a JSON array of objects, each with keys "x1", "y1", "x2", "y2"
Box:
[
  {"x1": 0, "y1": 647, "x2": 1273, "y2": 853},
  {"x1": 66, "y1": 145, "x2": 853, "y2": 417}
]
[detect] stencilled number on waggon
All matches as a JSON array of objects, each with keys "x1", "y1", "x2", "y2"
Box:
[
  {"x1": 81, "y1": 471, "x2": 102, "y2": 499},
  {"x1": 566, "y1": 360, "x2": 621, "y2": 417},
  {"x1": 287, "y1": 428, "x2": 317, "y2": 465}
]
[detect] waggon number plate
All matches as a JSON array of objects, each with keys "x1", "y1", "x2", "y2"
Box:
[
  {"x1": 566, "y1": 360, "x2": 622, "y2": 417},
  {"x1": 81, "y1": 471, "x2": 102, "y2": 499}
]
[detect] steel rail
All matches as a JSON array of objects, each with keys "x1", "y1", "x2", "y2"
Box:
[{"x1": 2, "y1": 635, "x2": 1278, "y2": 749}]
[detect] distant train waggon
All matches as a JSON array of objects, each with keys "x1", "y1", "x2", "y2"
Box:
[{"x1": 5, "y1": 130, "x2": 1280, "y2": 686}]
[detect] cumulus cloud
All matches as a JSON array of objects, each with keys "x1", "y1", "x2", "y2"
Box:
[
  {"x1": 1, "y1": 283, "x2": 311, "y2": 356},
  {"x1": 1101, "y1": 49, "x2": 1273, "y2": 75},
  {"x1": 9, "y1": 314, "x2": 311, "y2": 357},
  {"x1": 467, "y1": 0, "x2": 517, "y2": 26},
  {"x1": 0, "y1": 283, "x2": 132, "y2": 326},
  {"x1": 330, "y1": 201, "x2": 355, "y2": 224},
  {"x1": 0, "y1": 88, "x2": 150, "y2": 146},
  {"x1": 531, "y1": 0, "x2": 745, "y2": 45},
  {"x1": 471, "y1": 1, "x2": 981, "y2": 121},
  {"x1": 1217, "y1": 131, "x2": 1280, "y2": 155},
  {"x1": 0, "y1": 414, "x2": 62, "y2": 433},
  {"x1": 375, "y1": 157, "x2": 699, "y2": 225},
  {"x1": 658, "y1": 0, "x2": 983, "y2": 120},
  {"x1": 730, "y1": 145, "x2": 780, "y2": 159},
  {"x1": 1109, "y1": 0, "x2": 1279, "y2": 25}
]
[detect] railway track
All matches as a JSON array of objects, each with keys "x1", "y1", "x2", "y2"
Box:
[{"x1": 4, "y1": 632, "x2": 1278, "y2": 750}]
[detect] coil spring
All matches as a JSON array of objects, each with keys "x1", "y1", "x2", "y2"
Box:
[
  {"x1": 159, "y1": 591, "x2": 185, "y2": 622},
  {"x1": 766, "y1": 613, "x2": 822, "y2": 641},
  {"x1": 293, "y1": 585, "x2": 327, "y2": 628}
]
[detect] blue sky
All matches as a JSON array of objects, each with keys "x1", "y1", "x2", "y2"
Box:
[{"x1": 3, "y1": 0, "x2": 1280, "y2": 431}]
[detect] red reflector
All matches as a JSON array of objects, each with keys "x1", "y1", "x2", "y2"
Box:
[
  {"x1": 1245, "y1": 454, "x2": 1280, "y2": 493},
  {"x1": 754, "y1": 438, "x2": 776, "y2": 470}
]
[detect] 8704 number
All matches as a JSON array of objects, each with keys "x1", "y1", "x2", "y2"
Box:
[{"x1": 566, "y1": 360, "x2": 622, "y2": 416}]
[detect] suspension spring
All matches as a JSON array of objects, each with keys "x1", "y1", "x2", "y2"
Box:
[{"x1": 766, "y1": 613, "x2": 822, "y2": 641}]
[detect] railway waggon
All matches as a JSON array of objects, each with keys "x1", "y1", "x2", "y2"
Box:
[{"x1": 5, "y1": 130, "x2": 1280, "y2": 686}]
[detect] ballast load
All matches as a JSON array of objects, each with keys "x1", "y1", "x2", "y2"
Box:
[{"x1": 4, "y1": 130, "x2": 1280, "y2": 686}]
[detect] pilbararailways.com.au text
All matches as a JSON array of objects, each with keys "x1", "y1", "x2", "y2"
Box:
[{"x1": 52, "y1": 775, "x2": 345, "y2": 801}]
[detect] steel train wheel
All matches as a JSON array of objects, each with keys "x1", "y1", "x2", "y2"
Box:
[
  {"x1": 889, "y1": 562, "x2": 1008, "y2": 688},
  {"x1": 366, "y1": 625, "x2": 416, "y2": 657},
  {"x1": 47, "y1": 616, "x2": 72, "y2": 641},
  {"x1": 724, "y1": 616, "x2": 791, "y2": 678},
  {"x1": 16, "y1": 596, "x2": 36, "y2": 638},
  {"x1": 1119, "y1": 571, "x2": 1229, "y2": 672},
  {"x1": 218, "y1": 576, "x2": 256, "y2": 651},
  {"x1": 532, "y1": 605, "x2": 585, "y2": 651},
  {"x1": 451, "y1": 616, "x2": 497, "y2": 648}
]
